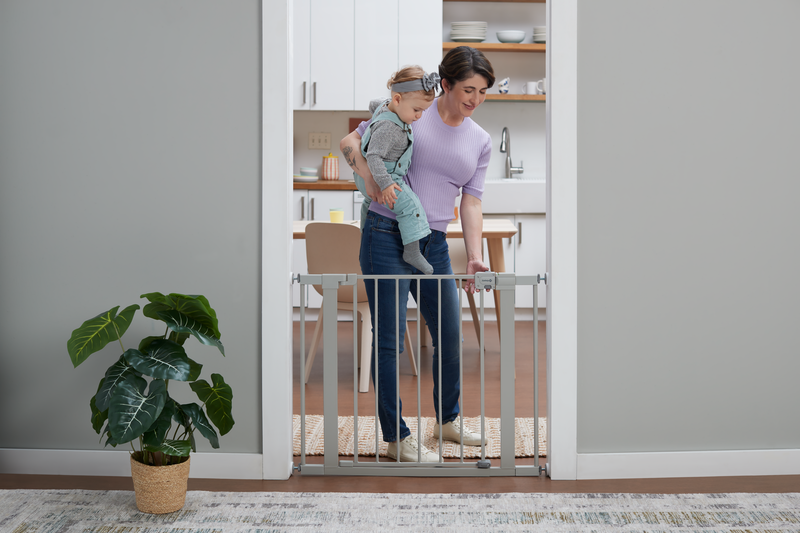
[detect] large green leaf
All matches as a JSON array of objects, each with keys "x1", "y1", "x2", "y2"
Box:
[
  {"x1": 123, "y1": 340, "x2": 199, "y2": 381},
  {"x1": 143, "y1": 439, "x2": 192, "y2": 457},
  {"x1": 142, "y1": 397, "x2": 177, "y2": 448},
  {"x1": 90, "y1": 379, "x2": 107, "y2": 434},
  {"x1": 181, "y1": 402, "x2": 220, "y2": 448},
  {"x1": 108, "y1": 376, "x2": 166, "y2": 444},
  {"x1": 157, "y1": 309, "x2": 225, "y2": 356},
  {"x1": 142, "y1": 293, "x2": 220, "y2": 339},
  {"x1": 95, "y1": 356, "x2": 141, "y2": 412},
  {"x1": 67, "y1": 305, "x2": 139, "y2": 367},
  {"x1": 190, "y1": 374, "x2": 234, "y2": 435}
]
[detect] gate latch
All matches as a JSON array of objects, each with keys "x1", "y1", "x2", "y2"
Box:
[{"x1": 475, "y1": 272, "x2": 496, "y2": 291}]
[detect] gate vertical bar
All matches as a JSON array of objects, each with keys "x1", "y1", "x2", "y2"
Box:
[
  {"x1": 352, "y1": 281, "x2": 359, "y2": 463},
  {"x1": 300, "y1": 281, "x2": 306, "y2": 466},
  {"x1": 497, "y1": 273, "x2": 516, "y2": 471},
  {"x1": 533, "y1": 281, "x2": 539, "y2": 469},
  {"x1": 321, "y1": 274, "x2": 344, "y2": 472}
]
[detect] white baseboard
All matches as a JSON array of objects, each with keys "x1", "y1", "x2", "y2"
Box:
[
  {"x1": 0, "y1": 449, "x2": 263, "y2": 479},
  {"x1": 577, "y1": 448, "x2": 800, "y2": 480}
]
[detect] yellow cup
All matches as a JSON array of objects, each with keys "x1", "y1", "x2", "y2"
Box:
[{"x1": 329, "y1": 208, "x2": 344, "y2": 223}]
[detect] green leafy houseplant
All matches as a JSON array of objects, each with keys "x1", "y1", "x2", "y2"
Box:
[{"x1": 67, "y1": 292, "x2": 234, "y2": 467}]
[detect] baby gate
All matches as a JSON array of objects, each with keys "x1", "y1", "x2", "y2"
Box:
[{"x1": 294, "y1": 272, "x2": 546, "y2": 477}]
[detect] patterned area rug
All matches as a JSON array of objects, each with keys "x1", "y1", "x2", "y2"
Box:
[
  {"x1": 292, "y1": 415, "x2": 547, "y2": 458},
  {"x1": 2, "y1": 490, "x2": 799, "y2": 532}
]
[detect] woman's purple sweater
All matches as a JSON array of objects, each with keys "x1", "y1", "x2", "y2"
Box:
[{"x1": 356, "y1": 98, "x2": 491, "y2": 233}]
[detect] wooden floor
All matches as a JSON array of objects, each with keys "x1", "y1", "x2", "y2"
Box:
[
  {"x1": 294, "y1": 319, "x2": 547, "y2": 419},
  {"x1": 3, "y1": 319, "x2": 799, "y2": 494}
]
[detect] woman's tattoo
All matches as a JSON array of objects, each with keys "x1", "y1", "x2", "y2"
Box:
[{"x1": 342, "y1": 146, "x2": 357, "y2": 169}]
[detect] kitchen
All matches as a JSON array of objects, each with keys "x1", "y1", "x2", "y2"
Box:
[{"x1": 291, "y1": 0, "x2": 548, "y2": 315}]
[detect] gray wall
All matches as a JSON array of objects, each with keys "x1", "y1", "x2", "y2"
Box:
[
  {"x1": 0, "y1": 1, "x2": 262, "y2": 453},
  {"x1": 577, "y1": 0, "x2": 800, "y2": 453}
]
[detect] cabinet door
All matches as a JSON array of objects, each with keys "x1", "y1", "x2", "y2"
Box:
[
  {"x1": 399, "y1": 0, "x2": 443, "y2": 75},
  {"x1": 354, "y1": 0, "x2": 396, "y2": 111},
  {"x1": 309, "y1": 1, "x2": 354, "y2": 110},
  {"x1": 514, "y1": 214, "x2": 546, "y2": 309},
  {"x1": 292, "y1": 191, "x2": 309, "y2": 307},
  {"x1": 307, "y1": 190, "x2": 354, "y2": 222},
  {"x1": 293, "y1": 0, "x2": 311, "y2": 110}
]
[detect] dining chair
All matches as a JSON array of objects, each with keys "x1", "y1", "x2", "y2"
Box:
[{"x1": 304, "y1": 222, "x2": 418, "y2": 393}]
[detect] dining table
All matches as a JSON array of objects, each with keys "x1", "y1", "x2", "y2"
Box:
[{"x1": 293, "y1": 218, "x2": 518, "y2": 341}]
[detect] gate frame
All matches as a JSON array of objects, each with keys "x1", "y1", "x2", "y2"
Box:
[{"x1": 296, "y1": 272, "x2": 545, "y2": 477}]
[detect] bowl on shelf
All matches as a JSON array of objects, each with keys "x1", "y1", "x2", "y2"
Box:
[
  {"x1": 496, "y1": 30, "x2": 526, "y2": 43},
  {"x1": 299, "y1": 167, "x2": 318, "y2": 177}
]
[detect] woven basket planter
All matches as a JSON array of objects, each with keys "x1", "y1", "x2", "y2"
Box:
[{"x1": 130, "y1": 455, "x2": 191, "y2": 514}]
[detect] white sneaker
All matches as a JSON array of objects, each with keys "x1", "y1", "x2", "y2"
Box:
[
  {"x1": 433, "y1": 417, "x2": 486, "y2": 447},
  {"x1": 386, "y1": 435, "x2": 439, "y2": 462}
]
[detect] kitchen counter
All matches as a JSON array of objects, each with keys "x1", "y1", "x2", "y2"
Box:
[{"x1": 293, "y1": 180, "x2": 357, "y2": 191}]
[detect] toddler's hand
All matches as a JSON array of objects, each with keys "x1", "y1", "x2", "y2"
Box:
[{"x1": 380, "y1": 183, "x2": 402, "y2": 210}]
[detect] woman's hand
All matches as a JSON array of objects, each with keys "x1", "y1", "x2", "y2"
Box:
[
  {"x1": 380, "y1": 183, "x2": 402, "y2": 209},
  {"x1": 464, "y1": 258, "x2": 490, "y2": 294}
]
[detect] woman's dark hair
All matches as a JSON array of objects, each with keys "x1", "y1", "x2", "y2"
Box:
[{"x1": 439, "y1": 46, "x2": 496, "y2": 90}]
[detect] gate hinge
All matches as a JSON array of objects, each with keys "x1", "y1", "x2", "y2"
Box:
[{"x1": 539, "y1": 273, "x2": 548, "y2": 285}]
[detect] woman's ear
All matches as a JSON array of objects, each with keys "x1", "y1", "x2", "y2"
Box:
[{"x1": 440, "y1": 78, "x2": 450, "y2": 94}]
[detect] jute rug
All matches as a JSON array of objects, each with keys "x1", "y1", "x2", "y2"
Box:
[
  {"x1": 3, "y1": 489, "x2": 800, "y2": 532},
  {"x1": 292, "y1": 415, "x2": 546, "y2": 458}
]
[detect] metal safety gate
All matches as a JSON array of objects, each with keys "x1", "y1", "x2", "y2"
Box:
[{"x1": 294, "y1": 272, "x2": 546, "y2": 477}]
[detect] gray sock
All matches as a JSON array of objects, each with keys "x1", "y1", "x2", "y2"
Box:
[{"x1": 403, "y1": 242, "x2": 434, "y2": 275}]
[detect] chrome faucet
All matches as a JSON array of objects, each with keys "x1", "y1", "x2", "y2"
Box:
[{"x1": 500, "y1": 127, "x2": 524, "y2": 179}]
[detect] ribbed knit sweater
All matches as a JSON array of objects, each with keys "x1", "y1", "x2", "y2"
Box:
[{"x1": 356, "y1": 98, "x2": 491, "y2": 233}]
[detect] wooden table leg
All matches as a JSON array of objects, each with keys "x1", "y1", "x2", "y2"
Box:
[{"x1": 485, "y1": 237, "x2": 506, "y2": 340}]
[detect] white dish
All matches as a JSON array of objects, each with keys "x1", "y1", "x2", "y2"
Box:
[
  {"x1": 293, "y1": 175, "x2": 318, "y2": 183},
  {"x1": 497, "y1": 30, "x2": 526, "y2": 43},
  {"x1": 533, "y1": 26, "x2": 547, "y2": 32},
  {"x1": 533, "y1": 37, "x2": 547, "y2": 43},
  {"x1": 451, "y1": 37, "x2": 486, "y2": 42}
]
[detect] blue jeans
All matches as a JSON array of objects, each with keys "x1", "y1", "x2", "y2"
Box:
[{"x1": 360, "y1": 212, "x2": 461, "y2": 442}]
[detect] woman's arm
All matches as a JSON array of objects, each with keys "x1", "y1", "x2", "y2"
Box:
[
  {"x1": 460, "y1": 193, "x2": 490, "y2": 293},
  {"x1": 340, "y1": 131, "x2": 381, "y2": 202}
]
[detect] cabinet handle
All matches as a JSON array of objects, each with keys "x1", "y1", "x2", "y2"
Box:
[
  {"x1": 310, "y1": 197, "x2": 315, "y2": 220},
  {"x1": 301, "y1": 197, "x2": 305, "y2": 220},
  {"x1": 302, "y1": 81, "x2": 307, "y2": 106},
  {"x1": 518, "y1": 222, "x2": 522, "y2": 245},
  {"x1": 312, "y1": 82, "x2": 317, "y2": 106}
]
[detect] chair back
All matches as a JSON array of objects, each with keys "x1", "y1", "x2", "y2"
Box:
[{"x1": 305, "y1": 222, "x2": 367, "y2": 303}]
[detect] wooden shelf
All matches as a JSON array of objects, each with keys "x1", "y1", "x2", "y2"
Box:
[
  {"x1": 485, "y1": 94, "x2": 545, "y2": 102},
  {"x1": 293, "y1": 180, "x2": 357, "y2": 191},
  {"x1": 443, "y1": 42, "x2": 545, "y2": 53}
]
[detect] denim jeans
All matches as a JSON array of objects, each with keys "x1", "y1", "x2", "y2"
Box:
[{"x1": 360, "y1": 212, "x2": 461, "y2": 442}]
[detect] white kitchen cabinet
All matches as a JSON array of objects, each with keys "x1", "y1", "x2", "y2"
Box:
[
  {"x1": 293, "y1": 0, "x2": 354, "y2": 110},
  {"x1": 354, "y1": 0, "x2": 396, "y2": 109},
  {"x1": 294, "y1": 0, "x2": 442, "y2": 111},
  {"x1": 513, "y1": 214, "x2": 546, "y2": 308},
  {"x1": 481, "y1": 214, "x2": 546, "y2": 309}
]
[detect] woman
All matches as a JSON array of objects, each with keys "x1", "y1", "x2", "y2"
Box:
[{"x1": 340, "y1": 46, "x2": 494, "y2": 462}]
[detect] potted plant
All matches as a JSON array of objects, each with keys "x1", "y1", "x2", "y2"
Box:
[{"x1": 67, "y1": 292, "x2": 234, "y2": 514}]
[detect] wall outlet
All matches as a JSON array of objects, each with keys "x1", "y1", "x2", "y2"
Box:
[{"x1": 308, "y1": 132, "x2": 331, "y2": 150}]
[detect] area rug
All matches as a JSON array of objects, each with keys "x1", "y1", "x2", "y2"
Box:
[
  {"x1": 292, "y1": 415, "x2": 547, "y2": 458},
  {"x1": 2, "y1": 489, "x2": 799, "y2": 532}
]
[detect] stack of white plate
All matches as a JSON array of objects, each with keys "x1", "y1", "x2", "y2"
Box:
[
  {"x1": 450, "y1": 21, "x2": 487, "y2": 43},
  {"x1": 533, "y1": 26, "x2": 547, "y2": 43}
]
